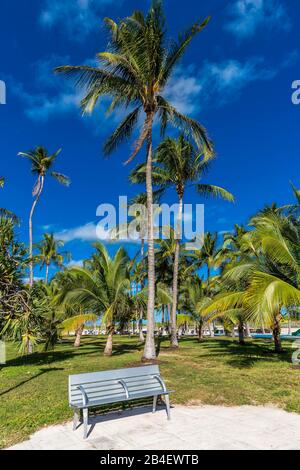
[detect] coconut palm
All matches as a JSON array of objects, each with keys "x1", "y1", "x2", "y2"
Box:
[
  {"x1": 55, "y1": 0, "x2": 212, "y2": 360},
  {"x1": 180, "y1": 277, "x2": 213, "y2": 341},
  {"x1": 206, "y1": 212, "x2": 300, "y2": 352},
  {"x1": 60, "y1": 309, "x2": 98, "y2": 347},
  {"x1": 64, "y1": 243, "x2": 131, "y2": 356},
  {"x1": 18, "y1": 147, "x2": 70, "y2": 287},
  {"x1": 34, "y1": 233, "x2": 70, "y2": 283},
  {"x1": 131, "y1": 135, "x2": 234, "y2": 347}
]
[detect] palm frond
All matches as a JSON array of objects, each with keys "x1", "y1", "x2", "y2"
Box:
[
  {"x1": 104, "y1": 106, "x2": 142, "y2": 156},
  {"x1": 196, "y1": 184, "x2": 235, "y2": 202},
  {"x1": 51, "y1": 172, "x2": 71, "y2": 186}
]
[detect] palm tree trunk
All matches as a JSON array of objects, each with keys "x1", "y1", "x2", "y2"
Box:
[
  {"x1": 139, "y1": 309, "x2": 145, "y2": 342},
  {"x1": 74, "y1": 323, "x2": 84, "y2": 347},
  {"x1": 26, "y1": 336, "x2": 33, "y2": 354},
  {"x1": 170, "y1": 196, "x2": 183, "y2": 349},
  {"x1": 238, "y1": 320, "x2": 245, "y2": 345},
  {"x1": 139, "y1": 237, "x2": 145, "y2": 343},
  {"x1": 288, "y1": 311, "x2": 291, "y2": 335},
  {"x1": 142, "y1": 114, "x2": 156, "y2": 362},
  {"x1": 104, "y1": 326, "x2": 114, "y2": 356},
  {"x1": 198, "y1": 320, "x2": 204, "y2": 342},
  {"x1": 272, "y1": 314, "x2": 283, "y2": 353},
  {"x1": 29, "y1": 175, "x2": 44, "y2": 287},
  {"x1": 45, "y1": 263, "x2": 49, "y2": 284}
]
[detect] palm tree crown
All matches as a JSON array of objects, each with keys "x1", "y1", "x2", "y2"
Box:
[{"x1": 34, "y1": 233, "x2": 70, "y2": 283}]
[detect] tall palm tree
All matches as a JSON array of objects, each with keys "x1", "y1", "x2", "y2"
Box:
[
  {"x1": 34, "y1": 233, "x2": 70, "y2": 283},
  {"x1": 55, "y1": 1, "x2": 212, "y2": 361},
  {"x1": 131, "y1": 135, "x2": 234, "y2": 347},
  {"x1": 18, "y1": 147, "x2": 70, "y2": 287},
  {"x1": 64, "y1": 243, "x2": 131, "y2": 356}
]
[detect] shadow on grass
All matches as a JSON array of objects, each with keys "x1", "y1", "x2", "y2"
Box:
[
  {"x1": 0, "y1": 367, "x2": 64, "y2": 397},
  {"x1": 4, "y1": 337, "x2": 143, "y2": 367},
  {"x1": 178, "y1": 337, "x2": 292, "y2": 369}
]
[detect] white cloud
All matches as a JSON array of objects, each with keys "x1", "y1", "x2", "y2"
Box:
[
  {"x1": 66, "y1": 259, "x2": 84, "y2": 268},
  {"x1": 40, "y1": 0, "x2": 121, "y2": 41},
  {"x1": 165, "y1": 58, "x2": 276, "y2": 114},
  {"x1": 23, "y1": 277, "x2": 44, "y2": 284},
  {"x1": 8, "y1": 74, "x2": 81, "y2": 122},
  {"x1": 7, "y1": 55, "x2": 86, "y2": 121},
  {"x1": 199, "y1": 57, "x2": 276, "y2": 103},
  {"x1": 165, "y1": 68, "x2": 203, "y2": 114},
  {"x1": 55, "y1": 222, "x2": 102, "y2": 243},
  {"x1": 225, "y1": 0, "x2": 291, "y2": 38}
]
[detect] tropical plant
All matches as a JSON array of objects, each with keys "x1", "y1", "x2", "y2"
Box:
[
  {"x1": 131, "y1": 135, "x2": 233, "y2": 347},
  {"x1": 34, "y1": 233, "x2": 70, "y2": 283},
  {"x1": 205, "y1": 211, "x2": 300, "y2": 352},
  {"x1": 0, "y1": 217, "x2": 26, "y2": 315},
  {"x1": 60, "y1": 309, "x2": 98, "y2": 347},
  {"x1": 63, "y1": 243, "x2": 131, "y2": 356},
  {"x1": 55, "y1": 0, "x2": 213, "y2": 361},
  {"x1": 180, "y1": 277, "x2": 213, "y2": 341},
  {"x1": 18, "y1": 147, "x2": 70, "y2": 287}
]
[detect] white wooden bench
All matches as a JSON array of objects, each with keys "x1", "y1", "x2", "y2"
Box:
[{"x1": 68, "y1": 365, "x2": 172, "y2": 438}]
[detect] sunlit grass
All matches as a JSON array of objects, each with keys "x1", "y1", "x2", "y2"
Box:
[{"x1": 1, "y1": 335, "x2": 299, "y2": 448}]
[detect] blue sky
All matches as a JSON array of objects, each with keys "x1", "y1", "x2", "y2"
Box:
[{"x1": 0, "y1": 0, "x2": 299, "y2": 278}]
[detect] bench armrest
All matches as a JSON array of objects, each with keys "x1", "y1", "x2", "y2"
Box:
[
  {"x1": 117, "y1": 379, "x2": 130, "y2": 399},
  {"x1": 77, "y1": 385, "x2": 89, "y2": 406},
  {"x1": 152, "y1": 374, "x2": 167, "y2": 393}
]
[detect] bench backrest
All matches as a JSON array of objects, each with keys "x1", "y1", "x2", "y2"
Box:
[{"x1": 69, "y1": 365, "x2": 161, "y2": 406}]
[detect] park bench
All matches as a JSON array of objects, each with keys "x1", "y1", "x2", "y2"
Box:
[{"x1": 68, "y1": 365, "x2": 172, "y2": 439}]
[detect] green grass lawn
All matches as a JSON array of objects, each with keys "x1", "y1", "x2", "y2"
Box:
[{"x1": 1, "y1": 335, "x2": 300, "y2": 448}]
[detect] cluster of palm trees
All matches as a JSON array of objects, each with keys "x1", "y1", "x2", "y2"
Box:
[
  {"x1": 0, "y1": 1, "x2": 299, "y2": 358},
  {"x1": 54, "y1": 0, "x2": 234, "y2": 360},
  {"x1": 205, "y1": 195, "x2": 300, "y2": 352}
]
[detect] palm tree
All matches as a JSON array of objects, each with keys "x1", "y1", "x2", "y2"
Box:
[
  {"x1": 180, "y1": 277, "x2": 213, "y2": 341},
  {"x1": 34, "y1": 233, "x2": 70, "y2": 283},
  {"x1": 55, "y1": 1, "x2": 212, "y2": 361},
  {"x1": 64, "y1": 243, "x2": 131, "y2": 356},
  {"x1": 60, "y1": 309, "x2": 98, "y2": 347},
  {"x1": 131, "y1": 135, "x2": 234, "y2": 347},
  {"x1": 189, "y1": 232, "x2": 227, "y2": 337},
  {"x1": 207, "y1": 212, "x2": 300, "y2": 352},
  {"x1": 129, "y1": 191, "x2": 162, "y2": 342},
  {"x1": 18, "y1": 147, "x2": 70, "y2": 287}
]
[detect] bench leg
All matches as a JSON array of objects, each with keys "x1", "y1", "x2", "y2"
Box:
[
  {"x1": 73, "y1": 409, "x2": 80, "y2": 431},
  {"x1": 152, "y1": 395, "x2": 158, "y2": 413},
  {"x1": 165, "y1": 394, "x2": 171, "y2": 420},
  {"x1": 83, "y1": 408, "x2": 88, "y2": 439}
]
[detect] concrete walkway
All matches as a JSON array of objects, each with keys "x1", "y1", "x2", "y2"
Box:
[{"x1": 8, "y1": 404, "x2": 300, "y2": 450}]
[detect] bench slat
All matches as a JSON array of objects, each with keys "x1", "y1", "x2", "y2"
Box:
[
  {"x1": 69, "y1": 365, "x2": 159, "y2": 386},
  {"x1": 68, "y1": 365, "x2": 169, "y2": 410}
]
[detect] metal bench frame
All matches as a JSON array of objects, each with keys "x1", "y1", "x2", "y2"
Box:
[{"x1": 68, "y1": 365, "x2": 172, "y2": 439}]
